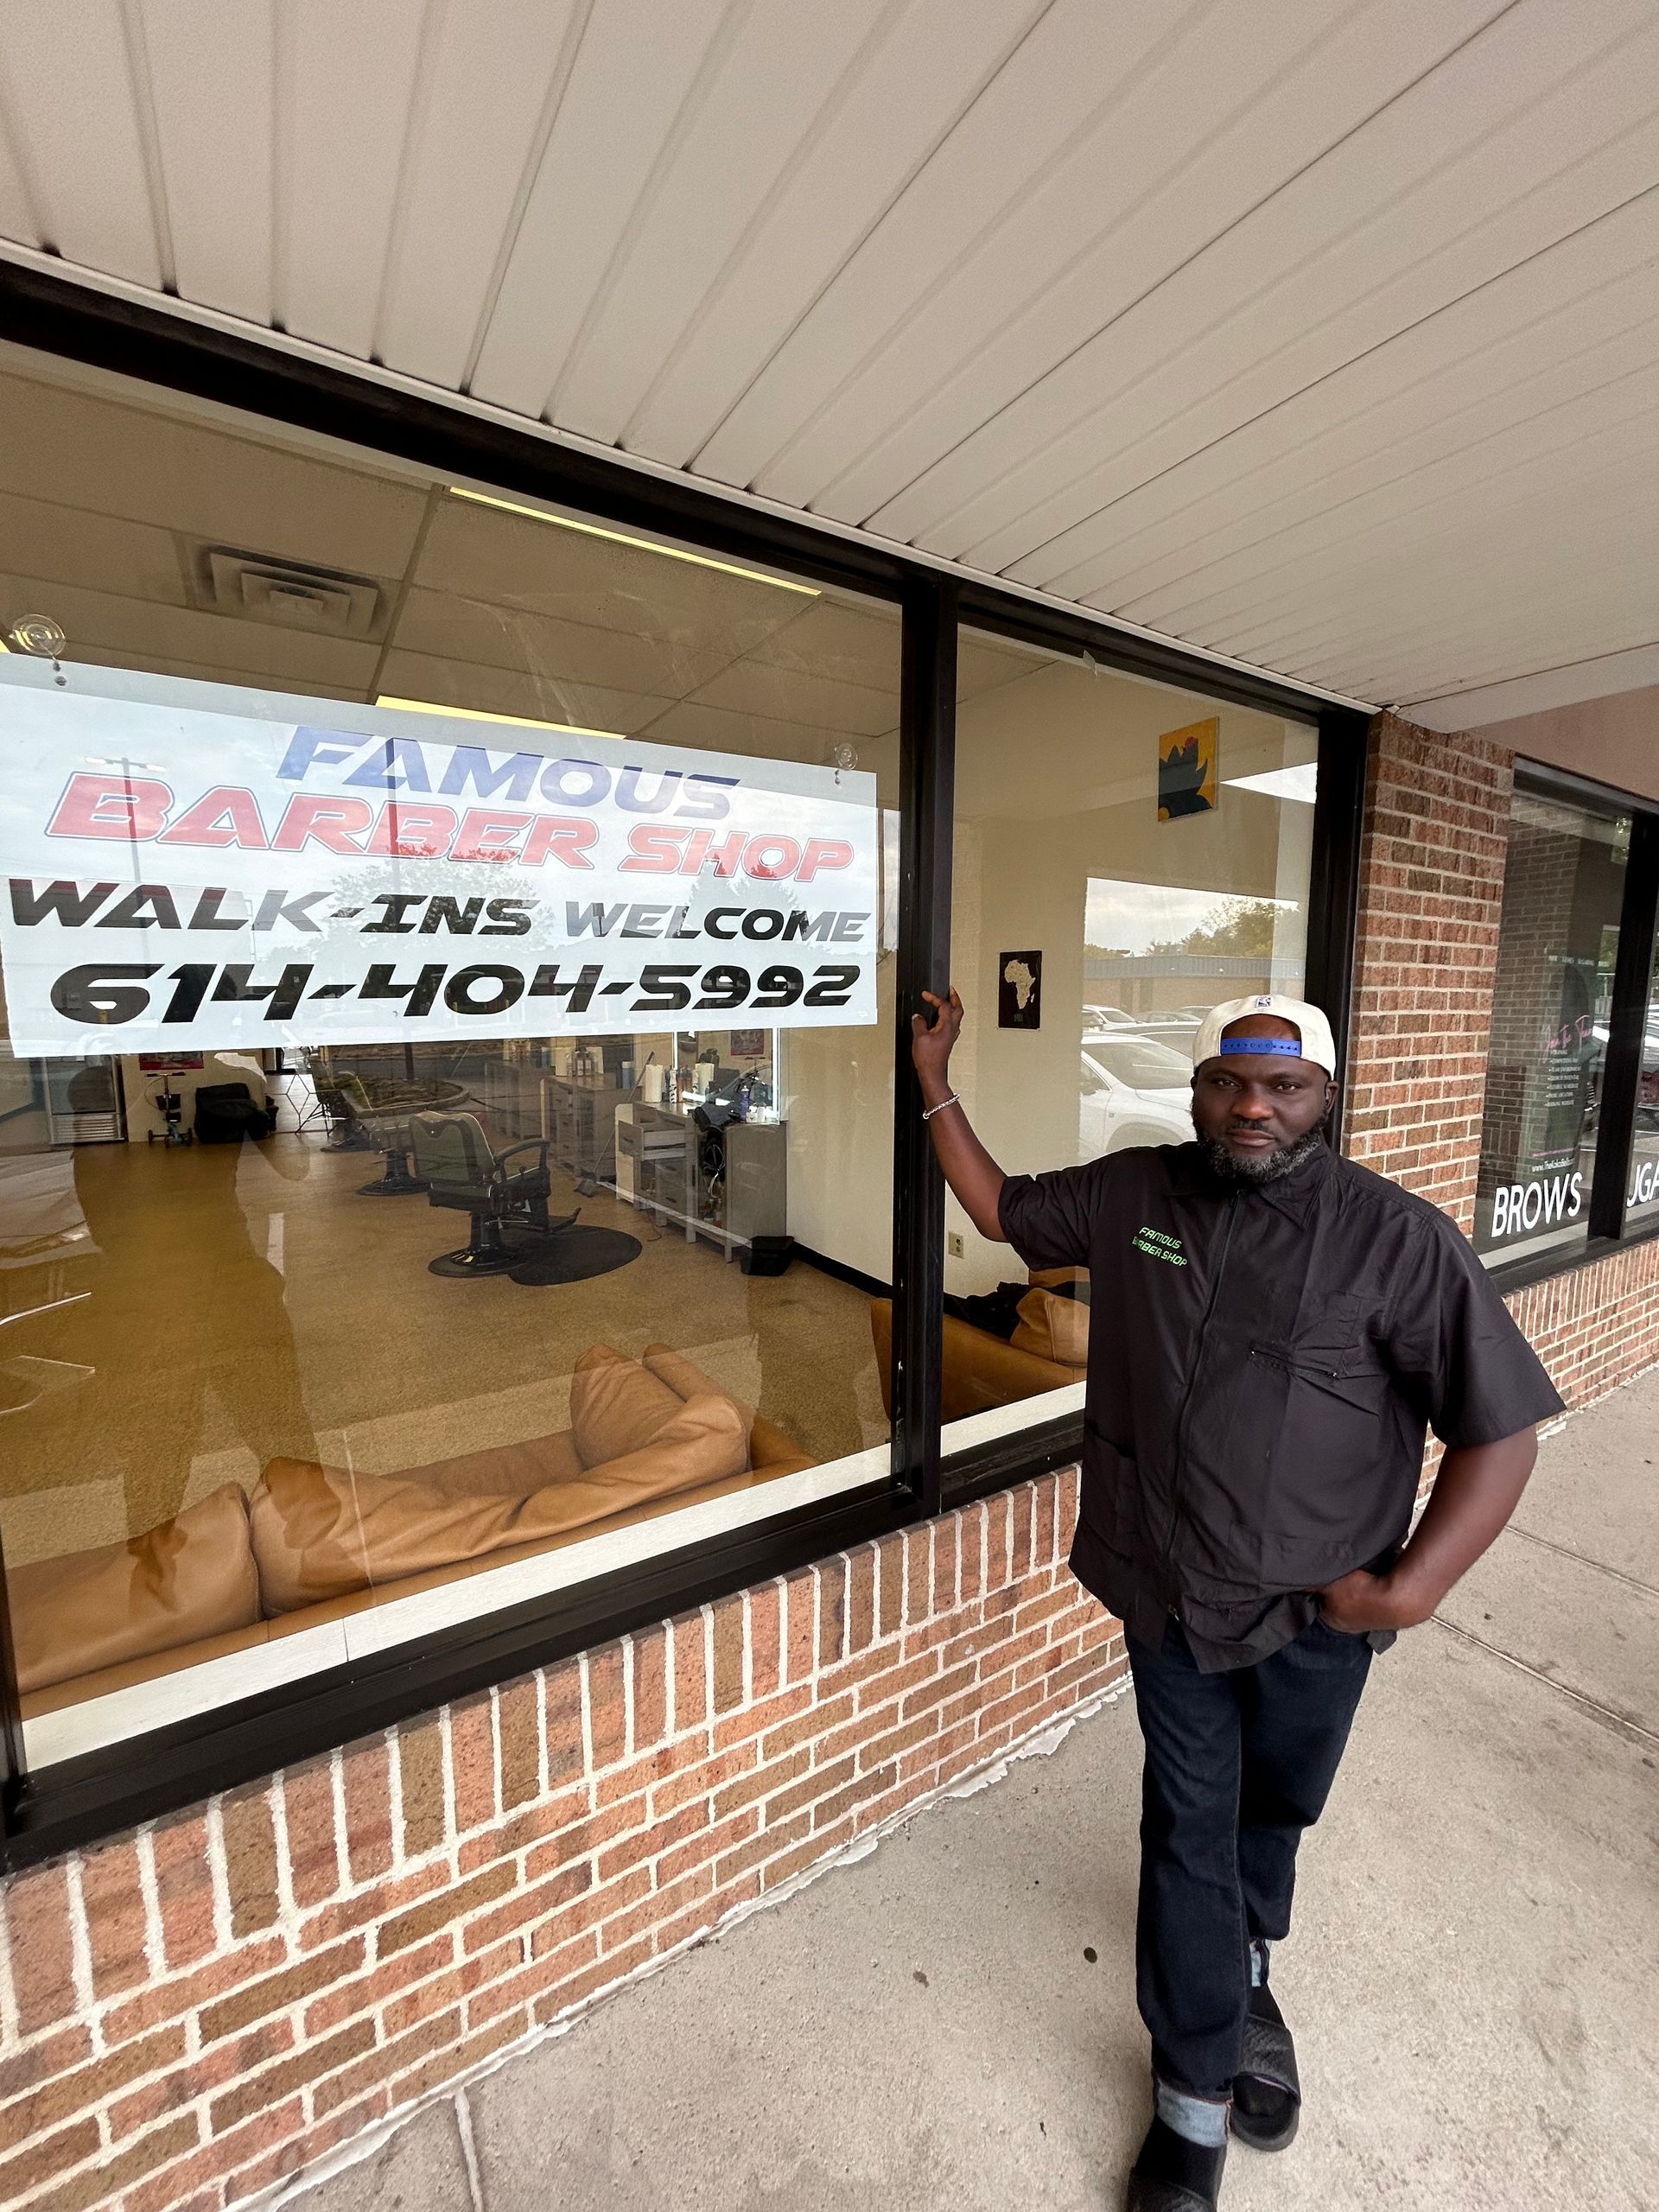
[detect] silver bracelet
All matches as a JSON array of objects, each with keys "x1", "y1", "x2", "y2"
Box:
[{"x1": 921, "y1": 1092, "x2": 961, "y2": 1122}]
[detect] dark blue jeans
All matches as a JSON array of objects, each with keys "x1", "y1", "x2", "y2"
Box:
[{"x1": 1125, "y1": 1613, "x2": 1373, "y2": 2097}]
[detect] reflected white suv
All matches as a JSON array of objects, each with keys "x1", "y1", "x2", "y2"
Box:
[{"x1": 1078, "y1": 1034, "x2": 1195, "y2": 1157}]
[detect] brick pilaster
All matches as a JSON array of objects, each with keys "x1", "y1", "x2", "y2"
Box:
[{"x1": 1344, "y1": 713, "x2": 1511, "y2": 1231}]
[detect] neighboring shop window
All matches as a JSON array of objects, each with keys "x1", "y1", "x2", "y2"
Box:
[
  {"x1": 0, "y1": 352, "x2": 899, "y2": 1767},
  {"x1": 1475, "y1": 785, "x2": 1629, "y2": 1265},
  {"x1": 935, "y1": 626, "x2": 1320, "y2": 1457},
  {"x1": 1620, "y1": 930, "x2": 1659, "y2": 1227}
]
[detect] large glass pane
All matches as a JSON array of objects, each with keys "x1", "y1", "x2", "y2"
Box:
[
  {"x1": 940, "y1": 627, "x2": 1320, "y2": 1454},
  {"x1": 0, "y1": 352, "x2": 899, "y2": 1763},
  {"x1": 1475, "y1": 785, "x2": 1628, "y2": 1265}
]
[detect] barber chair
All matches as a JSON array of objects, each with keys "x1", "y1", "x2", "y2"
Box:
[
  {"x1": 315, "y1": 1071, "x2": 377, "y2": 1151},
  {"x1": 409, "y1": 1112, "x2": 578, "y2": 1276}
]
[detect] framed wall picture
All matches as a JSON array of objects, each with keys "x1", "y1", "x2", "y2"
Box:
[
  {"x1": 1157, "y1": 715, "x2": 1219, "y2": 820},
  {"x1": 998, "y1": 950, "x2": 1042, "y2": 1029}
]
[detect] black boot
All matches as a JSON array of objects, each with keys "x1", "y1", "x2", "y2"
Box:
[{"x1": 1125, "y1": 2116, "x2": 1225, "y2": 2210}]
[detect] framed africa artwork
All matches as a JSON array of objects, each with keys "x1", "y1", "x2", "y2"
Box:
[{"x1": 998, "y1": 950, "x2": 1042, "y2": 1029}]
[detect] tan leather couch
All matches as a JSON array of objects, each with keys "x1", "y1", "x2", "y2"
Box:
[
  {"x1": 13, "y1": 1344, "x2": 814, "y2": 1719},
  {"x1": 869, "y1": 1278, "x2": 1087, "y2": 1426}
]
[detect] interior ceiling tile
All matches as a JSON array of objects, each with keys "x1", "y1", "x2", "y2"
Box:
[
  {"x1": 467, "y1": 0, "x2": 734, "y2": 419},
  {"x1": 684, "y1": 656, "x2": 899, "y2": 741},
  {"x1": 899, "y1": 0, "x2": 1657, "y2": 573},
  {"x1": 689, "y1": 0, "x2": 1192, "y2": 493},
  {"x1": 2, "y1": 568, "x2": 379, "y2": 687},
  {"x1": 139, "y1": 0, "x2": 276, "y2": 320},
  {"x1": 0, "y1": 0, "x2": 163, "y2": 284},
  {"x1": 391, "y1": 583, "x2": 743, "y2": 697},
  {"x1": 0, "y1": 372, "x2": 429, "y2": 577},
  {"x1": 372, "y1": 0, "x2": 584, "y2": 389},
  {"x1": 627, "y1": 0, "x2": 1046, "y2": 468},
  {"x1": 550, "y1": 0, "x2": 898, "y2": 448},
  {"x1": 1031, "y1": 208, "x2": 1659, "y2": 612},
  {"x1": 412, "y1": 494, "x2": 810, "y2": 652},
  {"x1": 375, "y1": 645, "x2": 673, "y2": 736},
  {"x1": 735, "y1": 595, "x2": 900, "y2": 690},
  {"x1": 753, "y1": 0, "x2": 1515, "y2": 523},
  {"x1": 0, "y1": 107, "x2": 39, "y2": 247},
  {"x1": 275, "y1": 0, "x2": 427, "y2": 360},
  {"x1": 64, "y1": 645, "x2": 361, "y2": 702},
  {"x1": 956, "y1": 634, "x2": 1046, "y2": 701},
  {"x1": 638, "y1": 696, "x2": 888, "y2": 762},
  {"x1": 0, "y1": 488, "x2": 186, "y2": 611}
]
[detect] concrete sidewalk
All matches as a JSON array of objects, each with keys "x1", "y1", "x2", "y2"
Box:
[{"x1": 287, "y1": 1377, "x2": 1659, "y2": 2212}]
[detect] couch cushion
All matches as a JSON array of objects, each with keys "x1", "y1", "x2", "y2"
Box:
[
  {"x1": 569, "y1": 1344, "x2": 686, "y2": 1468},
  {"x1": 644, "y1": 1344, "x2": 822, "y2": 1477},
  {"x1": 9, "y1": 1484, "x2": 261, "y2": 1694},
  {"x1": 1009, "y1": 1287, "x2": 1090, "y2": 1370},
  {"x1": 252, "y1": 1395, "x2": 748, "y2": 1612}
]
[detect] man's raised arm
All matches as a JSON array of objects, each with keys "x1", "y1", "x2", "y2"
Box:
[{"x1": 910, "y1": 988, "x2": 1010, "y2": 1243}]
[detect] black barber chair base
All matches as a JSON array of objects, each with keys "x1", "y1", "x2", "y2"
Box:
[
  {"x1": 359, "y1": 1146, "x2": 429, "y2": 1197},
  {"x1": 429, "y1": 1208, "x2": 580, "y2": 1278}
]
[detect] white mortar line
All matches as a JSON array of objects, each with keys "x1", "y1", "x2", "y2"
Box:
[
  {"x1": 133, "y1": 1828, "x2": 166, "y2": 1986},
  {"x1": 60, "y1": 1857, "x2": 99, "y2": 2045}
]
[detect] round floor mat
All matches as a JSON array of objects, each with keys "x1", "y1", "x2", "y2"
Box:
[{"x1": 507, "y1": 1225, "x2": 643, "y2": 1287}]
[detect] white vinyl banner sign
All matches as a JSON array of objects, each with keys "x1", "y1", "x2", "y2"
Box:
[{"x1": 0, "y1": 664, "x2": 880, "y2": 1055}]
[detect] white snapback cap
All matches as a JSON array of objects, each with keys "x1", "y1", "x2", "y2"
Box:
[{"x1": 1192, "y1": 994, "x2": 1338, "y2": 1078}]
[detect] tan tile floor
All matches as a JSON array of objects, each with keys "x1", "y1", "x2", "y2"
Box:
[{"x1": 0, "y1": 1129, "x2": 887, "y2": 1562}]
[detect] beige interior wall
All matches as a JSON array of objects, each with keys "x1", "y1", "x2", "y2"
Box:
[{"x1": 119, "y1": 1052, "x2": 274, "y2": 1139}]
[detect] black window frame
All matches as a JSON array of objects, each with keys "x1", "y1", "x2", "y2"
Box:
[
  {"x1": 1478, "y1": 758, "x2": 1659, "y2": 1295},
  {"x1": 0, "y1": 262, "x2": 1366, "y2": 1867}
]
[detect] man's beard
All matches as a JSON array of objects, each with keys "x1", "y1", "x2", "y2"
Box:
[{"x1": 1199, "y1": 1119, "x2": 1329, "y2": 1186}]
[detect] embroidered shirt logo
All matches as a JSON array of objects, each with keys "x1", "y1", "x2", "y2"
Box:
[{"x1": 1132, "y1": 1225, "x2": 1186, "y2": 1266}]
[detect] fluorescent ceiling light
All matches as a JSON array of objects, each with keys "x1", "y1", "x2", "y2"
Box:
[
  {"x1": 449, "y1": 487, "x2": 818, "y2": 596},
  {"x1": 1222, "y1": 763, "x2": 1319, "y2": 804},
  {"x1": 376, "y1": 696, "x2": 626, "y2": 742}
]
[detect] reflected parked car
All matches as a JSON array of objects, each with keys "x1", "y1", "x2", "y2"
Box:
[
  {"x1": 1078, "y1": 1036, "x2": 1195, "y2": 1157},
  {"x1": 1082, "y1": 1003, "x2": 1137, "y2": 1034}
]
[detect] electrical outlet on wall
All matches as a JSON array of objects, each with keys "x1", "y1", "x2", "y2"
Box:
[{"x1": 946, "y1": 1232, "x2": 964, "y2": 1258}]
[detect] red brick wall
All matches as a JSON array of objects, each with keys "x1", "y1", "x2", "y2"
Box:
[
  {"x1": 1344, "y1": 712, "x2": 1511, "y2": 1231},
  {"x1": 1506, "y1": 1234, "x2": 1659, "y2": 1407},
  {"x1": 0, "y1": 1471, "x2": 1123, "y2": 2212}
]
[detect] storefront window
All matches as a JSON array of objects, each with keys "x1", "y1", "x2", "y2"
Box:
[
  {"x1": 0, "y1": 354, "x2": 899, "y2": 1764},
  {"x1": 1475, "y1": 785, "x2": 1629, "y2": 1265},
  {"x1": 934, "y1": 627, "x2": 1320, "y2": 1454},
  {"x1": 1621, "y1": 933, "x2": 1659, "y2": 1228}
]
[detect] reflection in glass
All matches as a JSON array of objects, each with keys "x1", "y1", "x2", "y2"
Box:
[
  {"x1": 0, "y1": 350, "x2": 899, "y2": 1761},
  {"x1": 933, "y1": 629, "x2": 1319, "y2": 1449},
  {"x1": 1476, "y1": 788, "x2": 1628, "y2": 1265},
  {"x1": 1622, "y1": 938, "x2": 1659, "y2": 1227}
]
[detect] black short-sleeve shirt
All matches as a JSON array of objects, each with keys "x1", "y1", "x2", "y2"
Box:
[{"x1": 998, "y1": 1141, "x2": 1562, "y2": 1670}]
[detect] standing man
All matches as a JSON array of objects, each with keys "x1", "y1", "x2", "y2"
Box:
[{"x1": 912, "y1": 988, "x2": 1561, "y2": 2212}]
